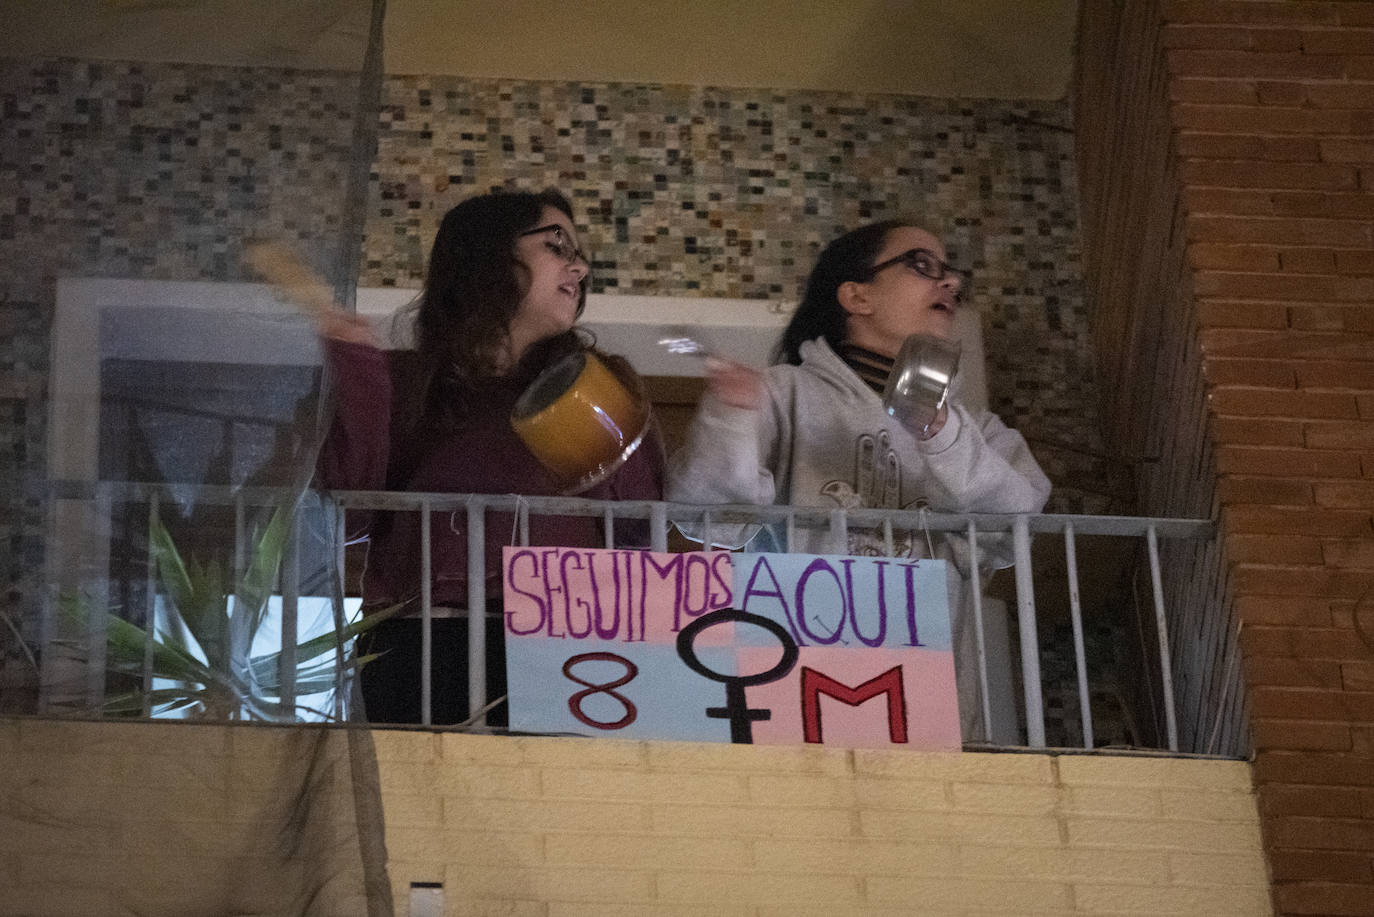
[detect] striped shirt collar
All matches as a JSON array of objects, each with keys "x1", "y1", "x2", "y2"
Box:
[{"x1": 835, "y1": 342, "x2": 894, "y2": 395}]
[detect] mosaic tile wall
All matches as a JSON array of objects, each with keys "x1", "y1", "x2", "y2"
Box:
[{"x1": 0, "y1": 57, "x2": 1118, "y2": 709}]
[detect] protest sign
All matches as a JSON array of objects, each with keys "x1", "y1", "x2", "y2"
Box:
[{"x1": 502, "y1": 547, "x2": 961, "y2": 750}]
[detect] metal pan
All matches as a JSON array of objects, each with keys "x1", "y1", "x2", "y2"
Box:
[{"x1": 882, "y1": 333, "x2": 961, "y2": 438}]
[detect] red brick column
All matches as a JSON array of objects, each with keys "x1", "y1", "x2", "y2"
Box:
[{"x1": 1080, "y1": 2, "x2": 1374, "y2": 914}]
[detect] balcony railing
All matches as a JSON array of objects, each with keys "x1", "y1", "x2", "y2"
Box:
[{"x1": 41, "y1": 480, "x2": 1222, "y2": 755}]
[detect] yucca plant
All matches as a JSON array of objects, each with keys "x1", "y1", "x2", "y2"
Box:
[{"x1": 60, "y1": 505, "x2": 397, "y2": 721}]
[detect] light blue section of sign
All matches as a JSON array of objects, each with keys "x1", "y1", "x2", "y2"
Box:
[
  {"x1": 732, "y1": 554, "x2": 952, "y2": 651},
  {"x1": 507, "y1": 639, "x2": 738, "y2": 742}
]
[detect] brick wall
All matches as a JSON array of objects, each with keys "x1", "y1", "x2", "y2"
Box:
[
  {"x1": 1076, "y1": 0, "x2": 1247, "y2": 756},
  {"x1": 1, "y1": 717, "x2": 1270, "y2": 916},
  {"x1": 1077, "y1": 2, "x2": 1374, "y2": 914}
]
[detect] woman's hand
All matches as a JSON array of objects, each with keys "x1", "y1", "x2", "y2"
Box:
[
  {"x1": 704, "y1": 357, "x2": 764, "y2": 410},
  {"x1": 919, "y1": 403, "x2": 949, "y2": 440},
  {"x1": 245, "y1": 241, "x2": 378, "y2": 347},
  {"x1": 318, "y1": 310, "x2": 379, "y2": 347}
]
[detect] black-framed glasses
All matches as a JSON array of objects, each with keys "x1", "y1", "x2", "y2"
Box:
[
  {"x1": 867, "y1": 248, "x2": 970, "y2": 285},
  {"x1": 520, "y1": 224, "x2": 588, "y2": 267}
]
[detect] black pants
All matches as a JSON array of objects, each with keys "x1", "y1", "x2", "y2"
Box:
[{"x1": 356, "y1": 617, "x2": 507, "y2": 726}]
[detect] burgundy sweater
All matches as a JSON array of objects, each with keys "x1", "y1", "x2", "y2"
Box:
[{"x1": 317, "y1": 338, "x2": 666, "y2": 610}]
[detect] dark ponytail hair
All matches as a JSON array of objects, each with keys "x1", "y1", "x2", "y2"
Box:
[{"x1": 773, "y1": 220, "x2": 908, "y2": 365}]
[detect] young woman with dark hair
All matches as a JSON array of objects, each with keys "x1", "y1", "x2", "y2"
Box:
[
  {"x1": 317, "y1": 189, "x2": 665, "y2": 726},
  {"x1": 772, "y1": 220, "x2": 907, "y2": 366},
  {"x1": 666, "y1": 220, "x2": 1049, "y2": 739}
]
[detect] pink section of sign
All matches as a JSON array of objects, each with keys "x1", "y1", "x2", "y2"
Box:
[
  {"x1": 641, "y1": 550, "x2": 736, "y2": 643},
  {"x1": 744, "y1": 646, "x2": 962, "y2": 751}
]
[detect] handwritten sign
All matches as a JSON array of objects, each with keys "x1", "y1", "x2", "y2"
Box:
[{"x1": 502, "y1": 548, "x2": 961, "y2": 750}]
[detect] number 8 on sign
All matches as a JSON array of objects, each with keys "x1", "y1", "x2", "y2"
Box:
[{"x1": 562, "y1": 652, "x2": 639, "y2": 729}]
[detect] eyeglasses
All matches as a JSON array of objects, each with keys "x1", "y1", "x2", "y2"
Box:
[
  {"x1": 867, "y1": 248, "x2": 970, "y2": 285},
  {"x1": 520, "y1": 224, "x2": 589, "y2": 267}
]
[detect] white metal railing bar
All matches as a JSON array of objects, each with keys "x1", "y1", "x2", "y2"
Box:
[
  {"x1": 42, "y1": 480, "x2": 1217, "y2": 753},
  {"x1": 419, "y1": 498, "x2": 433, "y2": 727},
  {"x1": 967, "y1": 520, "x2": 992, "y2": 744},
  {"x1": 232, "y1": 493, "x2": 246, "y2": 719},
  {"x1": 466, "y1": 501, "x2": 486, "y2": 723},
  {"x1": 233, "y1": 493, "x2": 247, "y2": 589},
  {"x1": 649, "y1": 502, "x2": 668, "y2": 553},
  {"x1": 279, "y1": 511, "x2": 300, "y2": 716},
  {"x1": 47, "y1": 481, "x2": 1216, "y2": 539},
  {"x1": 85, "y1": 484, "x2": 113, "y2": 711},
  {"x1": 333, "y1": 500, "x2": 347, "y2": 722},
  {"x1": 38, "y1": 491, "x2": 60, "y2": 715},
  {"x1": 233, "y1": 494, "x2": 247, "y2": 579},
  {"x1": 1064, "y1": 521, "x2": 1093, "y2": 750},
  {"x1": 1147, "y1": 524, "x2": 1180, "y2": 752},
  {"x1": 1012, "y1": 515, "x2": 1045, "y2": 747},
  {"x1": 142, "y1": 492, "x2": 159, "y2": 716}
]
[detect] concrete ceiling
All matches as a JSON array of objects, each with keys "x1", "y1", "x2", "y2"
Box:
[{"x1": 2, "y1": 0, "x2": 1079, "y2": 100}]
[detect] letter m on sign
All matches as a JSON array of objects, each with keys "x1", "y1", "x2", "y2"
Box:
[{"x1": 800, "y1": 666, "x2": 908, "y2": 744}]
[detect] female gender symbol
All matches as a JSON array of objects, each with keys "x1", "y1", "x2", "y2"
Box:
[{"x1": 675, "y1": 609, "x2": 800, "y2": 744}]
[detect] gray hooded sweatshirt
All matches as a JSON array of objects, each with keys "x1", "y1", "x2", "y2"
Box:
[
  {"x1": 666, "y1": 337, "x2": 1052, "y2": 738},
  {"x1": 666, "y1": 337, "x2": 1050, "y2": 551}
]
